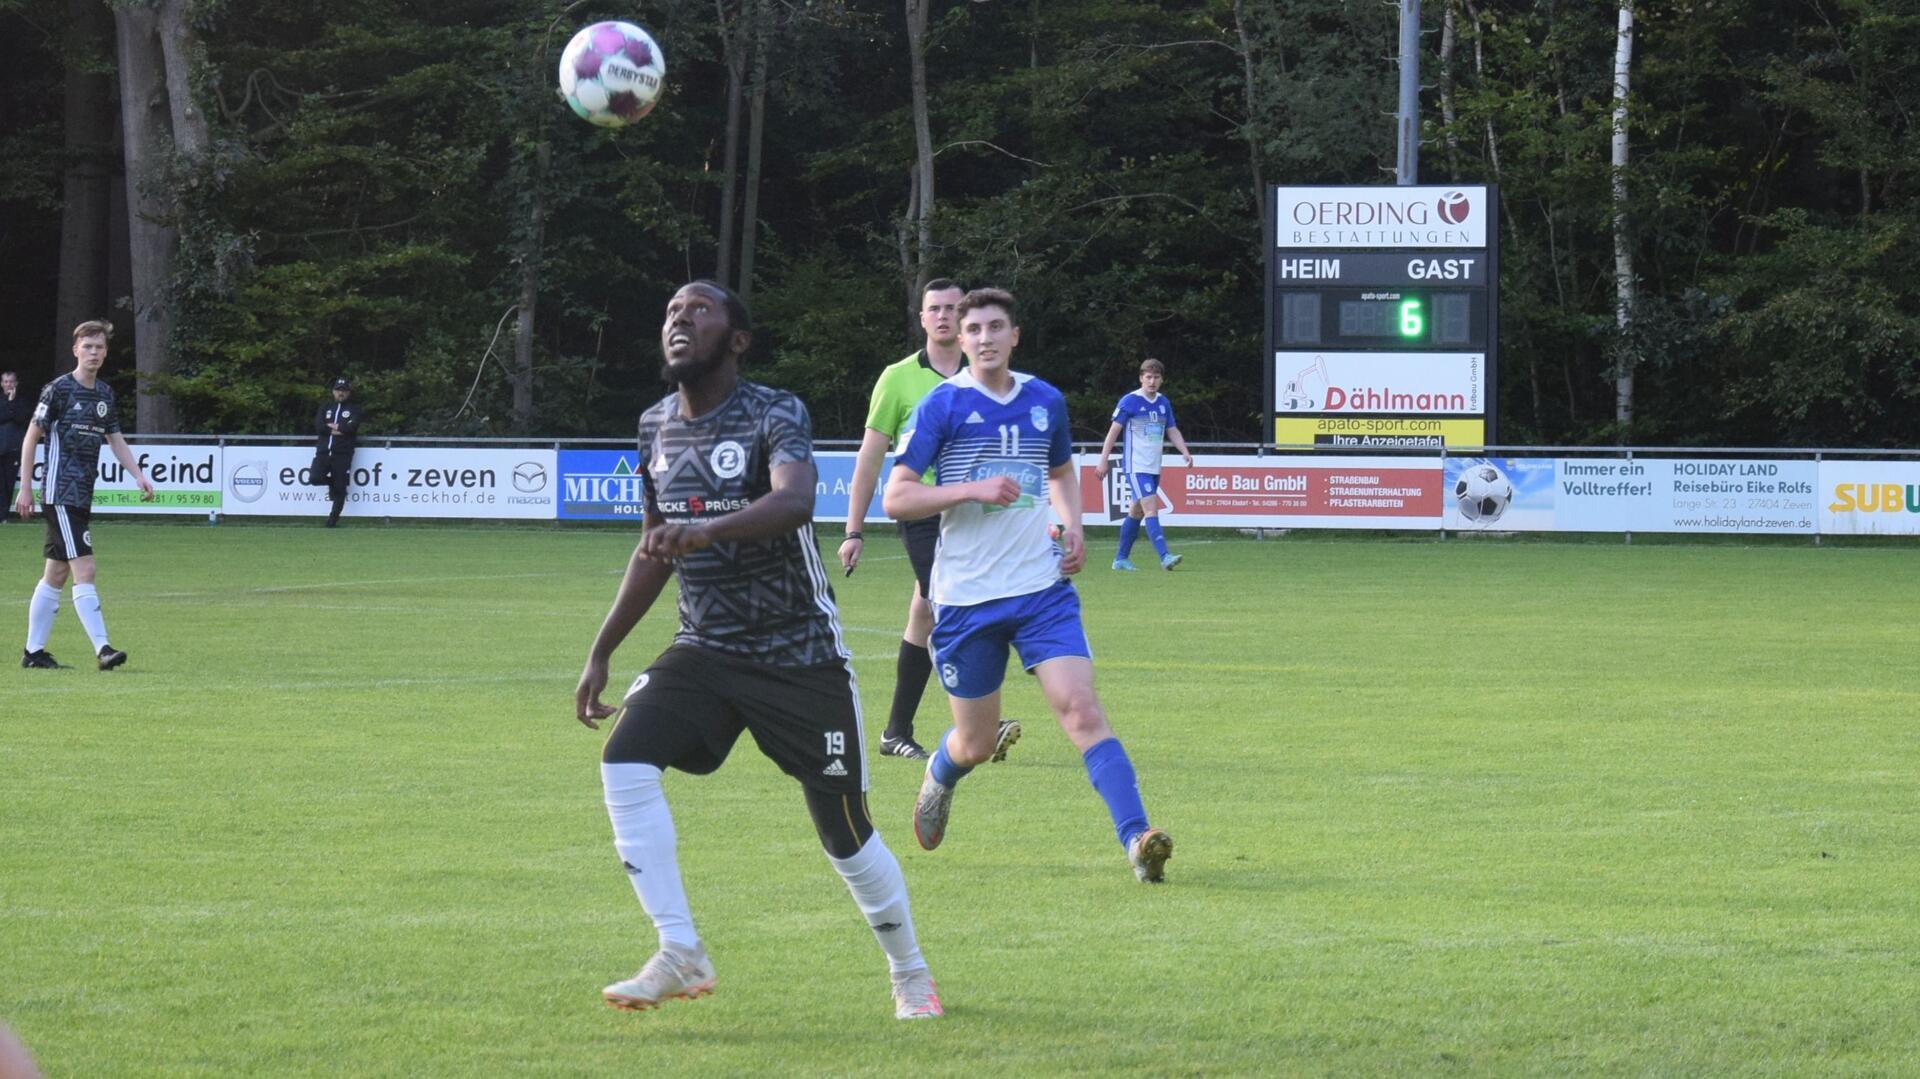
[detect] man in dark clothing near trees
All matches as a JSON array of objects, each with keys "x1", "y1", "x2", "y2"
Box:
[{"x1": 312, "y1": 377, "x2": 364, "y2": 527}]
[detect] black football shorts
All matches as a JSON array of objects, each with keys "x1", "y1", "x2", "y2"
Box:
[
  {"x1": 43, "y1": 504, "x2": 93, "y2": 561},
  {"x1": 602, "y1": 644, "x2": 868, "y2": 794},
  {"x1": 899, "y1": 514, "x2": 940, "y2": 597}
]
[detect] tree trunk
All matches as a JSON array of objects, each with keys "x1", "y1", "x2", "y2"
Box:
[
  {"x1": 715, "y1": 0, "x2": 746, "y2": 286},
  {"x1": 1439, "y1": 0, "x2": 1459, "y2": 178},
  {"x1": 56, "y1": 0, "x2": 117, "y2": 357},
  {"x1": 114, "y1": 3, "x2": 178, "y2": 433},
  {"x1": 1611, "y1": 3, "x2": 1635, "y2": 430},
  {"x1": 738, "y1": 0, "x2": 770, "y2": 305},
  {"x1": 906, "y1": 0, "x2": 935, "y2": 301},
  {"x1": 155, "y1": 0, "x2": 209, "y2": 157},
  {"x1": 1232, "y1": 0, "x2": 1267, "y2": 257},
  {"x1": 511, "y1": 138, "x2": 548, "y2": 433}
]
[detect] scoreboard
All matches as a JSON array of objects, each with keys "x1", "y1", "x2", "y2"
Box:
[{"x1": 1264, "y1": 186, "x2": 1499, "y2": 448}]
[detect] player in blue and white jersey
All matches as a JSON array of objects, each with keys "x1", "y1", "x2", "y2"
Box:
[
  {"x1": 573, "y1": 281, "x2": 942, "y2": 1020},
  {"x1": 884, "y1": 287, "x2": 1173, "y2": 884},
  {"x1": 14, "y1": 321, "x2": 153, "y2": 671},
  {"x1": 1095, "y1": 357, "x2": 1193, "y2": 571}
]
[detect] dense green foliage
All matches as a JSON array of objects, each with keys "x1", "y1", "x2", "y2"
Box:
[
  {"x1": 4, "y1": 522, "x2": 1919, "y2": 1072},
  {"x1": 1, "y1": 0, "x2": 1917, "y2": 445}
]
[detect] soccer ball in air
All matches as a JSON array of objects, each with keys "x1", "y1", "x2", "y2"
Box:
[
  {"x1": 1454, "y1": 463, "x2": 1514, "y2": 523},
  {"x1": 558, "y1": 22, "x2": 666, "y2": 127}
]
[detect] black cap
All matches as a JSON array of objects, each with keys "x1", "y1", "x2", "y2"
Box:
[{"x1": 331, "y1": 377, "x2": 351, "y2": 390}]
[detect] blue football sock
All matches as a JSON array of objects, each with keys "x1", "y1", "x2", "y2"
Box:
[
  {"x1": 1145, "y1": 516, "x2": 1170, "y2": 559},
  {"x1": 1116, "y1": 516, "x2": 1141, "y2": 559},
  {"x1": 929, "y1": 729, "x2": 973, "y2": 787},
  {"x1": 1082, "y1": 737, "x2": 1148, "y2": 849}
]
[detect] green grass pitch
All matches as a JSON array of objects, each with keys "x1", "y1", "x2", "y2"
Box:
[{"x1": 4, "y1": 521, "x2": 1918, "y2": 1075}]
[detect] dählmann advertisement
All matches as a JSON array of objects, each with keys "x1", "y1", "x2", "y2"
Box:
[{"x1": 222, "y1": 447, "x2": 556, "y2": 519}]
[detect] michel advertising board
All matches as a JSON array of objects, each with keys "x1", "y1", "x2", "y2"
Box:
[
  {"x1": 1817, "y1": 460, "x2": 1920, "y2": 535},
  {"x1": 1440, "y1": 457, "x2": 1819, "y2": 534},
  {"x1": 220, "y1": 446, "x2": 556, "y2": 519},
  {"x1": 1078, "y1": 453, "x2": 1443, "y2": 530},
  {"x1": 555, "y1": 449, "x2": 889, "y2": 522}
]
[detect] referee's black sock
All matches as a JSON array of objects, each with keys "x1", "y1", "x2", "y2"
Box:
[{"x1": 886, "y1": 639, "x2": 933, "y2": 741}]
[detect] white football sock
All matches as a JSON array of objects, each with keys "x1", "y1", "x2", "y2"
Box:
[
  {"x1": 71, "y1": 583, "x2": 109, "y2": 651},
  {"x1": 601, "y1": 762, "x2": 700, "y2": 952},
  {"x1": 828, "y1": 833, "x2": 925, "y2": 975},
  {"x1": 25, "y1": 582, "x2": 59, "y2": 652}
]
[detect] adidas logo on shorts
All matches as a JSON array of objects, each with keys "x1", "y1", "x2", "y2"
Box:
[{"x1": 822, "y1": 758, "x2": 848, "y2": 777}]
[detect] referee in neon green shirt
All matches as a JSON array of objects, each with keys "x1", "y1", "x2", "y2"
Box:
[{"x1": 839, "y1": 279, "x2": 967, "y2": 759}]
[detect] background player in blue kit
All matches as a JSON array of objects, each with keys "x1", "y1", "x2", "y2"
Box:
[
  {"x1": 14, "y1": 321, "x2": 154, "y2": 670},
  {"x1": 1095, "y1": 357, "x2": 1194, "y2": 571},
  {"x1": 883, "y1": 287, "x2": 1173, "y2": 884},
  {"x1": 573, "y1": 281, "x2": 943, "y2": 1020}
]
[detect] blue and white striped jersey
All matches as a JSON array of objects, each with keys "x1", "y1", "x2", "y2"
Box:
[
  {"x1": 896, "y1": 371, "x2": 1074, "y2": 607},
  {"x1": 1111, "y1": 390, "x2": 1176, "y2": 476}
]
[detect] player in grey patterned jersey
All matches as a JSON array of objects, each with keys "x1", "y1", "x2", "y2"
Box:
[
  {"x1": 15, "y1": 321, "x2": 153, "y2": 671},
  {"x1": 572, "y1": 281, "x2": 943, "y2": 1020}
]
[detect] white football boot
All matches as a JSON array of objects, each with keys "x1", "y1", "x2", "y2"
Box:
[
  {"x1": 602, "y1": 944, "x2": 716, "y2": 1011},
  {"x1": 890, "y1": 967, "x2": 944, "y2": 1020}
]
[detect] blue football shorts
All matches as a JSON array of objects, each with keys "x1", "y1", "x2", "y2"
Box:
[
  {"x1": 1123, "y1": 471, "x2": 1168, "y2": 508},
  {"x1": 929, "y1": 579, "x2": 1092, "y2": 699}
]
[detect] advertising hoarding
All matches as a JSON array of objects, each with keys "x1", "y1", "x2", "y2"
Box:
[
  {"x1": 1274, "y1": 186, "x2": 1489, "y2": 249},
  {"x1": 1817, "y1": 460, "x2": 1920, "y2": 536},
  {"x1": 1441, "y1": 457, "x2": 1819, "y2": 534},
  {"x1": 68, "y1": 443, "x2": 223, "y2": 515},
  {"x1": 1274, "y1": 351, "x2": 1482, "y2": 415},
  {"x1": 221, "y1": 446, "x2": 556, "y2": 519},
  {"x1": 1079, "y1": 454, "x2": 1443, "y2": 530}
]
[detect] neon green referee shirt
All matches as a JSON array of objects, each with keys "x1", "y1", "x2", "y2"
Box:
[{"x1": 865, "y1": 350, "x2": 960, "y2": 483}]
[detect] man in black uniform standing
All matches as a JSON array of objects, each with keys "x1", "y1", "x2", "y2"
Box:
[
  {"x1": 573, "y1": 280, "x2": 943, "y2": 1020},
  {"x1": 312, "y1": 377, "x2": 363, "y2": 527},
  {"x1": 15, "y1": 321, "x2": 154, "y2": 669},
  {"x1": 0, "y1": 371, "x2": 30, "y2": 522}
]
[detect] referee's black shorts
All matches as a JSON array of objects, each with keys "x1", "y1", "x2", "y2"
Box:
[
  {"x1": 602, "y1": 644, "x2": 868, "y2": 794},
  {"x1": 899, "y1": 515, "x2": 939, "y2": 598}
]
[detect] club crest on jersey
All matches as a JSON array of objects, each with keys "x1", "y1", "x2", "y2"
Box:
[
  {"x1": 709, "y1": 440, "x2": 746, "y2": 479},
  {"x1": 96, "y1": 400, "x2": 109, "y2": 418},
  {"x1": 1029, "y1": 406, "x2": 1048, "y2": 432}
]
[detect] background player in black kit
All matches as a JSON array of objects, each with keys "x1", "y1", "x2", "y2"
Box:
[
  {"x1": 573, "y1": 281, "x2": 943, "y2": 1020},
  {"x1": 14, "y1": 321, "x2": 153, "y2": 670},
  {"x1": 311, "y1": 377, "x2": 363, "y2": 527}
]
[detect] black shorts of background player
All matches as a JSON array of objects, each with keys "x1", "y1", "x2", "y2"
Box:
[{"x1": 573, "y1": 280, "x2": 942, "y2": 1021}]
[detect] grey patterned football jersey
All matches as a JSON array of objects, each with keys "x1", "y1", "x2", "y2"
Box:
[
  {"x1": 32, "y1": 374, "x2": 120, "y2": 508},
  {"x1": 638, "y1": 379, "x2": 848, "y2": 668}
]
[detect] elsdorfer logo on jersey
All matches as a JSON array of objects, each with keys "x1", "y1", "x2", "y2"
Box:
[{"x1": 1275, "y1": 185, "x2": 1487, "y2": 249}]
